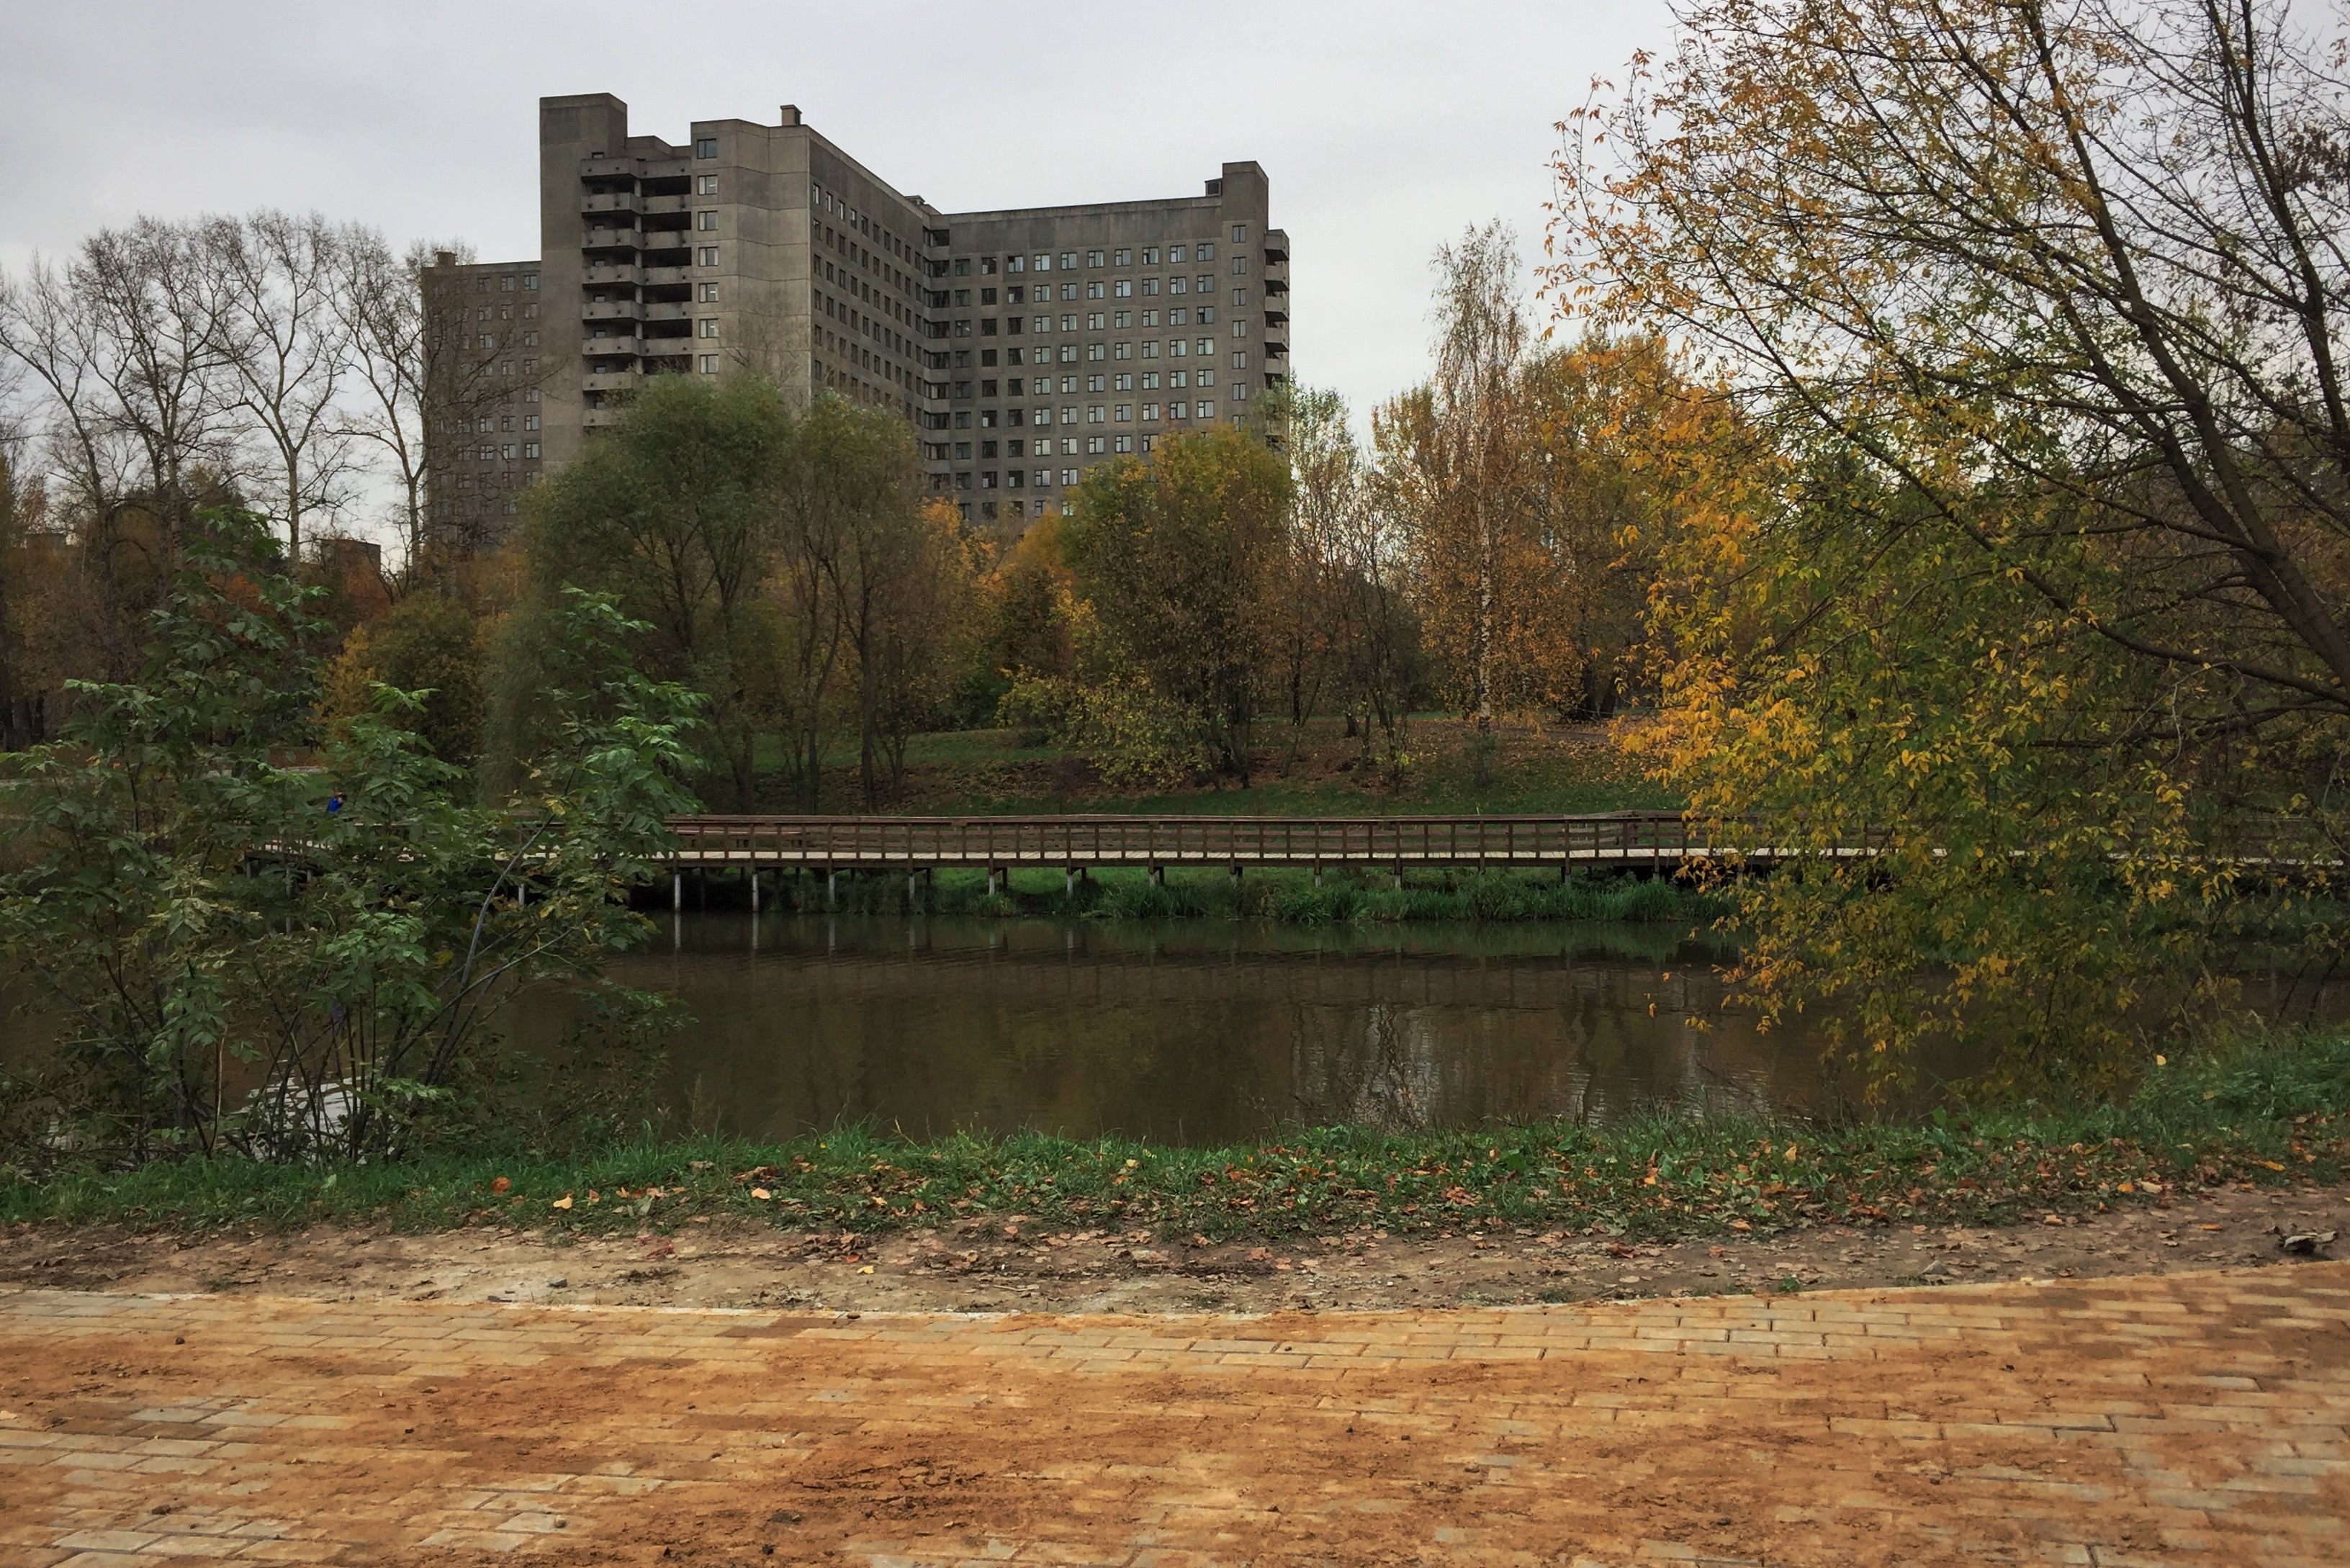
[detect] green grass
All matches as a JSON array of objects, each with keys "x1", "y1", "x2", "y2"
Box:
[
  {"x1": 690, "y1": 863, "x2": 1724, "y2": 927},
  {"x1": 9, "y1": 1029, "x2": 2344, "y2": 1242}
]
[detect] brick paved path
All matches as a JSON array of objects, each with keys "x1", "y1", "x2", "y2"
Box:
[{"x1": 1, "y1": 1265, "x2": 2343, "y2": 1566}]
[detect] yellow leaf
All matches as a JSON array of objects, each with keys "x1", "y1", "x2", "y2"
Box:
[{"x1": 552, "y1": 1194, "x2": 573, "y2": 1210}]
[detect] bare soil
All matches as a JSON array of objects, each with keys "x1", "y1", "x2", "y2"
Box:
[{"x1": 4, "y1": 1181, "x2": 2341, "y2": 1315}]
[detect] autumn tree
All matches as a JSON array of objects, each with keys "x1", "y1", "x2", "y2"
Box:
[
  {"x1": 320, "y1": 592, "x2": 484, "y2": 767},
  {"x1": 1062, "y1": 426, "x2": 1293, "y2": 784},
  {"x1": 1554, "y1": 0, "x2": 2350, "y2": 1086},
  {"x1": 518, "y1": 374, "x2": 788, "y2": 808},
  {"x1": 1284, "y1": 385, "x2": 1421, "y2": 778}
]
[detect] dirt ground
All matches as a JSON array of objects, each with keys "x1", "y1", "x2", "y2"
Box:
[{"x1": 4, "y1": 1181, "x2": 2341, "y2": 1315}]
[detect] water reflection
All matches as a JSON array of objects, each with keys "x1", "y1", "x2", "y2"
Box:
[{"x1": 505, "y1": 914, "x2": 1966, "y2": 1144}]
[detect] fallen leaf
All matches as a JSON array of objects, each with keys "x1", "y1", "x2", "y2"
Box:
[
  {"x1": 750, "y1": 1188, "x2": 772, "y2": 1201},
  {"x1": 552, "y1": 1195, "x2": 573, "y2": 1210},
  {"x1": 858, "y1": 1266, "x2": 875, "y2": 1274},
  {"x1": 490, "y1": 1176, "x2": 511, "y2": 1195}
]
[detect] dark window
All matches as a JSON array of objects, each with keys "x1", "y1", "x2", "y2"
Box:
[{"x1": 695, "y1": 138, "x2": 718, "y2": 158}]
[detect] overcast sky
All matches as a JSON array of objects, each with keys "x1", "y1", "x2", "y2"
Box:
[{"x1": 1, "y1": 0, "x2": 1671, "y2": 434}]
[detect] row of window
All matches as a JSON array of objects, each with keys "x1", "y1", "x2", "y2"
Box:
[
  {"x1": 947, "y1": 276, "x2": 1225, "y2": 305},
  {"x1": 464, "y1": 441, "x2": 542, "y2": 461},
  {"x1": 469, "y1": 272, "x2": 540, "y2": 292},
  {"x1": 953, "y1": 228, "x2": 1248, "y2": 278}
]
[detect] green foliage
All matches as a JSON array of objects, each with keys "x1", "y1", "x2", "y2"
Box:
[
  {"x1": 8, "y1": 1029, "x2": 2343, "y2": 1240},
  {"x1": 319, "y1": 593, "x2": 482, "y2": 765},
  {"x1": 1063, "y1": 427, "x2": 1294, "y2": 783},
  {"x1": 0, "y1": 515, "x2": 704, "y2": 1170}
]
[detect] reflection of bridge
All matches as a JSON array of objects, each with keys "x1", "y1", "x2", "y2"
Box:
[{"x1": 665, "y1": 813, "x2": 1734, "y2": 883}]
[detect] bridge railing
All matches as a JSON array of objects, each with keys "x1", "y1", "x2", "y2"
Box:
[{"x1": 659, "y1": 812, "x2": 1733, "y2": 868}]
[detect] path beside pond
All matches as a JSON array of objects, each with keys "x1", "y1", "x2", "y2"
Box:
[{"x1": 3, "y1": 1263, "x2": 2342, "y2": 1566}]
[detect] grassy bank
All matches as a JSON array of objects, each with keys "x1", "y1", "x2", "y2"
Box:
[
  {"x1": 666, "y1": 863, "x2": 1727, "y2": 927},
  {"x1": 8, "y1": 1032, "x2": 2344, "y2": 1242}
]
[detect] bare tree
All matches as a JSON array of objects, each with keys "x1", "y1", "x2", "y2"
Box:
[{"x1": 210, "y1": 211, "x2": 354, "y2": 563}]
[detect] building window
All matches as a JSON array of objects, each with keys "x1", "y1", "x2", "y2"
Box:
[
  {"x1": 1169, "y1": 277, "x2": 1187, "y2": 295},
  {"x1": 1087, "y1": 281, "x2": 1104, "y2": 299},
  {"x1": 1114, "y1": 405, "x2": 1131, "y2": 422},
  {"x1": 1007, "y1": 255, "x2": 1025, "y2": 273},
  {"x1": 1171, "y1": 370, "x2": 1189, "y2": 388},
  {"x1": 1086, "y1": 343, "x2": 1104, "y2": 361},
  {"x1": 1141, "y1": 371, "x2": 1160, "y2": 389},
  {"x1": 1233, "y1": 382, "x2": 1251, "y2": 402},
  {"x1": 1033, "y1": 253, "x2": 1051, "y2": 271},
  {"x1": 1114, "y1": 280, "x2": 1132, "y2": 298},
  {"x1": 1113, "y1": 341, "x2": 1132, "y2": 360},
  {"x1": 1115, "y1": 433, "x2": 1135, "y2": 452},
  {"x1": 1169, "y1": 339, "x2": 1187, "y2": 359},
  {"x1": 981, "y1": 257, "x2": 999, "y2": 275},
  {"x1": 695, "y1": 211, "x2": 717, "y2": 232},
  {"x1": 500, "y1": 275, "x2": 516, "y2": 292},
  {"x1": 523, "y1": 273, "x2": 539, "y2": 290},
  {"x1": 1086, "y1": 312, "x2": 1104, "y2": 331},
  {"x1": 1061, "y1": 467, "x2": 1079, "y2": 485},
  {"x1": 1115, "y1": 373, "x2": 1133, "y2": 390},
  {"x1": 1088, "y1": 405, "x2": 1105, "y2": 423},
  {"x1": 700, "y1": 318, "x2": 720, "y2": 338},
  {"x1": 1141, "y1": 277, "x2": 1159, "y2": 297},
  {"x1": 1141, "y1": 402, "x2": 1161, "y2": 420},
  {"x1": 1086, "y1": 435, "x2": 1106, "y2": 454},
  {"x1": 1199, "y1": 368, "x2": 1215, "y2": 387},
  {"x1": 1232, "y1": 351, "x2": 1248, "y2": 368},
  {"x1": 1231, "y1": 224, "x2": 1248, "y2": 243},
  {"x1": 1232, "y1": 255, "x2": 1249, "y2": 274},
  {"x1": 1199, "y1": 243, "x2": 1216, "y2": 261},
  {"x1": 525, "y1": 414, "x2": 541, "y2": 431},
  {"x1": 698, "y1": 247, "x2": 719, "y2": 266},
  {"x1": 524, "y1": 441, "x2": 541, "y2": 458},
  {"x1": 1171, "y1": 245, "x2": 1188, "y2": 263},
  {"x1": 1062, "y1": 377, "x2": 1079, "y2": 395},
  {"x1": 695, "y1": 138, "x2": 718, "y2": 158},
  {"x1": 699, "y1": 175, "x2": 719, "y2": 195},
  {"x1": 698, "y1": 354, "x2": 719, "y2": 374},
  {"x1": 701, "y1": 283, "x2": 720, "y2": 302},
  {"x1": 1060, "y1": 251, "x2": 1077, "y2": 269}
]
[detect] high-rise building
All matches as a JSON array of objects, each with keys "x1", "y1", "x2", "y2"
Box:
[{"x1": 424, "y1": 94, "x2": 1289, "y2": 551}]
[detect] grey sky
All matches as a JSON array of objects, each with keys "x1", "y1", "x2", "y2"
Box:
[{"x1": 1, "y1": 0, "x2": 1670, "y2": 434}]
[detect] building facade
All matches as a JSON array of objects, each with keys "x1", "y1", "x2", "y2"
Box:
[{"x1": 425, "y1": 94, "x2": 1287, "y2": 547}]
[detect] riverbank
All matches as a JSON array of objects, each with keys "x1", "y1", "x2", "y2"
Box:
[
  {"x1": 657, "y1": 862, "x2": 1728, "y2": 925},
  {"x1": 8, "y1": 1030, "x2": 2344, "y2": 1244}
]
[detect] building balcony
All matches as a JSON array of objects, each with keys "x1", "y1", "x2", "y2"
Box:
[
  {"x1": 639, "y1": 194, "x2": 688, "y2": 215},
  {"x1": 583, "y1": 227, "x2": 647, "y2": 251},
  {"x1": 582, "y1": 192, "x2": 643, "y2": 216},
  {"x1": 582, "y1": 299, "x2": 644, "y2": 322},
  {"x1": 642, "y1": 301, "x2": 692, "y2": 323},
  {"x1": 1264, "y1": 340, "x2": 1288, "y2": 359},
  {"x1": 582, "y1": 407, "x2": 627, "y2": 428},
  {"x1": 582, "y1": 370, "x2": 641, "y2": 392},
  {"x1": 641, "y1": 337, "x2": 693, "y2": 360},
  {"x1": 643, "y1": 265, "x2": 692, "y2": 287},
  {"x1": 584, "y1": 263, "x2": 642, "y2": 287}
]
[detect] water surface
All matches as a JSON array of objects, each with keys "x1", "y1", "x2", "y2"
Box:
[{"x1": 509, "y1": 914, "x2": 1950, "y2": 1143}]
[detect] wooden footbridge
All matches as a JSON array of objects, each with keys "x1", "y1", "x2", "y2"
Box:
[{"x1": 659, "y1": 811, "x2": 1754, "y2": 904}]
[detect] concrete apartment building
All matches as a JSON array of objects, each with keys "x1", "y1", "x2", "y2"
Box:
[{"x1": 426, "y1": 94, "x2": 1289, "y2": 551}]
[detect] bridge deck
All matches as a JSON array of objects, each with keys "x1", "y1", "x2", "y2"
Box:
[{"x1": 662, "y1": 813, "x2": 1760, "y2": 870}]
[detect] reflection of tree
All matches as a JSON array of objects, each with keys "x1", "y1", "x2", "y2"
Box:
[{"x1": 1289, "y1": 1001, "x2": 1436, "y2": 1132}]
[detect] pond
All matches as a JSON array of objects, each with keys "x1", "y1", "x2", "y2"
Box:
[{"x1": 503, "y1": 913, "x2": 1984, "y2": 1144}]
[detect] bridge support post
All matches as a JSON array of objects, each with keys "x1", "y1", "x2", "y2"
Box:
[
  {"x1": 1148, "y1": 865, "x2": 1163, "y2": 888},
  {"x1": 1393, "y1": 864, "x2": 1405, "y2": 892},
  {"x1": 672, "y1": 871, "x2": 683, "y2": 913},
  {"x1": 827, "y1": 868, "x2": 838, "y2": 910},
  {"x1": 1229, "y1": 864, "x2": 1242, "y2": 896},
  {"x1": 1312, "y1": 864, "x2": 1323, "y2": 889},
  {"x1": 907, "y1": 869, "x2": 923, "y2": 910},
  {"x1": 749, "y1": 870, "x2": 760, "y2": 912},
  {"x1": 1065, "y1": 866, "x2": 1077, "y2": 898},
  {"x1": 986, "y1": 865, "x2": 1002, "y2": 898}
]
